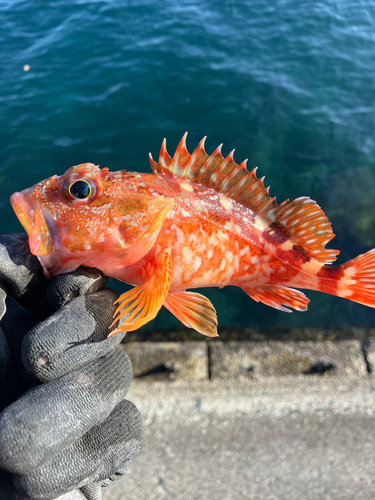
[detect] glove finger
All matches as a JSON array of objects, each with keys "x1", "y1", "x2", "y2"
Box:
[
  {"x1": 13, "y1": 399, "x2": 141, "y2": 500},
  {"x1": 79, "y1": 484, "x2": 103, "y2": 500},
  {"x1": 0, "y1": 349, "x2": 132, "y2": 475},
  {"x1": 47, "y1": 267, "x2": 108, "y2": 311},
  {"x1": 0, "y1": 234, "x2": 51, "y2": 319},
  {"x1": 0, "y1": 288, "x2": 28, "y2": 410},
  {"x1": 0, "y1": 234, "x2": 44, "y2": 299},
  {"x1": 22, "y1": 288, "x2": 125, "y2": 382},
  {"x1": 0, "y1": 324, "x2": 21, "y2": 412},
  {"x1": 0, "y1": 287, "x2": 6, "y2": 320},
  {"x1": 0, "y1": 295, "x2": 39, "y2": 394}
]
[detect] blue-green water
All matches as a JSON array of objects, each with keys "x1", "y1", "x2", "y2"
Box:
[{"x1": 1, "y1": 0, "x2": 375, "y2": 330}]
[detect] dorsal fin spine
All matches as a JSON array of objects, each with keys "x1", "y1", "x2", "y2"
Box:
[
  {"x1": 180, "y1": 136, "x2": 208, "y2": 180},
  {"x1": 158, "y1": 139, "x2": 172, "y2": 176},
  {"x1": 196, "y1": 147, "x2": 222, "y2": 185},
  {"x1": 219, "y1": 165, "x2": 246, "y2": 192},
  {"x1": 149, "y1": 153, "x2": 158, "y2": 173},
  {"x1": 227, "y1": 150, "x2": 235, "y2": 162}
]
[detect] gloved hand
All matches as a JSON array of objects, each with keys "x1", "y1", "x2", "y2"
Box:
[{"x1": 0, "y1": 233, "x2": 142, "y2": 500}]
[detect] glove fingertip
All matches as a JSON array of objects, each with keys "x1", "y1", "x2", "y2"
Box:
[{"x1": 47, "y1": 268, "x2": 108, "y2": 310}]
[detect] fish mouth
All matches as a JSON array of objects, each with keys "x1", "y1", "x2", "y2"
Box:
[{"x1": 10, "y1": 191, "x2": 57, "y2": 274}]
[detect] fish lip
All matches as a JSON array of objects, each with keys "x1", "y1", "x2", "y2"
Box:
[
  {"x1": 10, "y1": 190, "x2": 57, "y2": 262},
  {"x1": 36, "y1": 254, "x2": 56, "y2": 280}
]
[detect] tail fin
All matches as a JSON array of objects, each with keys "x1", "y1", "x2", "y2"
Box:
[{"x1": 334, "y1": 249, "x2": 375, "y2": 307}]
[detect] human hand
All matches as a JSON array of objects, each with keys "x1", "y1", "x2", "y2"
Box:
[{"x1": 0, "y1": 234, "x2": 142, "y2": 500}]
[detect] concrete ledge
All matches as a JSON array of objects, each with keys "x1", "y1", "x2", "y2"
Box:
[
  {"x1": 210, "y1": 340, "x2": 367, "y2": 378},
  {"x1": 124, "y1": 326, "x2": 375, "y2": 342},
  {"x1": 121, "y1": 340, "x2": 370, "y2": 380},
  {"x1": 121, "y1": 342, "x2": 208, "y2": 381}
]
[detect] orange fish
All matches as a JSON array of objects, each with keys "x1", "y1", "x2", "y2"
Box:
[{"x1": 10, "y1": 133, "x2": 375, "y2": 337}]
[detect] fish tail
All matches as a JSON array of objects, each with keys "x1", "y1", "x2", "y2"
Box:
[{"x1": 318, "y1": 248, "x2": 375, "y2": 307}]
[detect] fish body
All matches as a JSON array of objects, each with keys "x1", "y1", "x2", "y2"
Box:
[{"x1": 10, "y1": 134, "x2": 375, "y2": 337}]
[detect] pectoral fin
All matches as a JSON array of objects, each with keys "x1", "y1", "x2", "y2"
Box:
[
  {"x1": 164, "y1": 291, "x2": 218, "y2": 337},
  {"x1": 117, "y1": 196, "x2": 175, "y2": 266},
  {"x1": 108, "y1": 251, "x2": 173, "y2": 335}
]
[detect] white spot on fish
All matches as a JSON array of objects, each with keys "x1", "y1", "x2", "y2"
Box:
[
  {"x1": 217, "y1": 230, "x2": 229, "y2": 241},
  {"x1": 234, "y1": 255, "x2": 240, "y2": 271},
  {"x1": 181, "y1": 182, "x2": 193, "y2": 192},
  {"x1": 254, "y1": 217, "x2": 269, "y2": 231},
  {"x1": 226, "y1": 251, "x2": 234, "y2": 263},
  {"x1": 208, "y1": 234, "x2": 219, "y2": 246},
  {"x1": 337, "y1": 286, "x2": 353, "y2": 298},
  {"x1": 182, "y1": 247, "x2": 193, "y2": 264},
  {"x1": 335, "y1": 269, "x2": 356, "y2": 298},
  {"x1": 192, "y1": 257, "x2": 202, "y2": 273},
  {"x1": 207, "y1": 249, "x2": 214, "y2": 259},
  {"x1": 225, "y1": 266, "x2": 234, "y2": 282},
  {"x1": 181, "y1": 208, "x2": 191, "y2": 218},
  {"x1": 183, "y1": 269, "x2": 193, "y2": 282},
  {"x1": 202, "y1": 269, "x2": 216, "y2": 282},
  {"x1": 280, "y1": 240, "x2": 294, "y2": 251},
  {"x1": 301, "y1": 260, "x2": 323, "y2": 274},
  {"x1": 220, "y1": 198, "x2": 233, "y2": 210}
]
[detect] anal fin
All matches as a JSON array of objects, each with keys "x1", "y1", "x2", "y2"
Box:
[
  {"x1": 164, "y1": 291, "x2": 218, "y2": 337},
  {"x1": 108, "y1": 251, "x2": 172, "y2": 336},
  {"x1": 243, "y1": 285, "x2": 309, "y2": 313}
]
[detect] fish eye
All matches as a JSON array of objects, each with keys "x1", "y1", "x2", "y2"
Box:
[{"x1": 68, "y1": 179, "x2": 92, "y2": 200}]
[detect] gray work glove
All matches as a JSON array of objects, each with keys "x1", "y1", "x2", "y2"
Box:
[{"x1": 0, "y1": 233, "x2": 142, "y2": 500}]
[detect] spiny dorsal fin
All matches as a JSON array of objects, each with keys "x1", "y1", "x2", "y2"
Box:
[
  {"x1": 149, "y1": 133, "x2": 338, "y2": 264},
  {"x1": 149, "y1": 132, "x2": 277, "y2": 217}
]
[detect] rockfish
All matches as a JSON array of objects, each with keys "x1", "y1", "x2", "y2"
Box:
[{"x1": 10, "y1": 134, "x2": 375, "y2": 337}]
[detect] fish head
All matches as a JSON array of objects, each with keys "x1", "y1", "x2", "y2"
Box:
[{"x1": 11, "y1": 163, "x2": 174, "y2": 279}]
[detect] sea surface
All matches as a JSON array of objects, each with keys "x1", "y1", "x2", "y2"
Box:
[{"x1": 1, "y1": 0, "x2": 375, "y2": 330}]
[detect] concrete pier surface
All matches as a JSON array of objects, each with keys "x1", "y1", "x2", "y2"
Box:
[{"x1": 102, "y1": 375, "x2": 375, "y2": 500}]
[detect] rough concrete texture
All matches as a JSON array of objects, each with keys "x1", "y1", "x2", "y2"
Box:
[
  {"x1": 210, "y1": 340, "x2": 367, "y2": 378},
  {"x1": 102, "y1": 377, "x2": 375, "y2": 500},
  {"x1": 121, "y1": 342, "x2": 208, "y2": 381}
]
